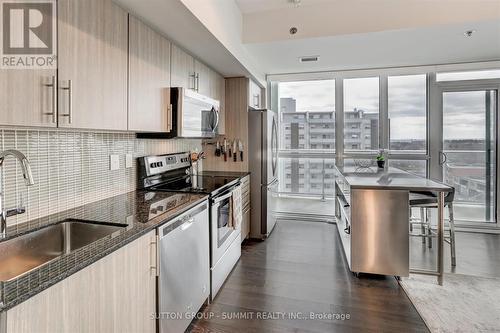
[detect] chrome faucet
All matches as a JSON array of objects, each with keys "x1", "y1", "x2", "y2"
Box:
[{"x1": 0, "y1": 150, "x2": 35, "y2": 238}]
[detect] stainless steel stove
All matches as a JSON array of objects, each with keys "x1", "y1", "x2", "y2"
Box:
[{"x1": 138, "y1": 152, "x2": 242, "y2": 300}]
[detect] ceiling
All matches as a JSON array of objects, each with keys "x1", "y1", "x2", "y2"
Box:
[
  {"x1": 114, "y1": 0, "x2": 260, "y2": 80},
  {"x1": 236, "y1": 0, "x2": 332, "y2": 14},
  {"x1": 235, "y1": 0, "x2": 500, "y2": 74},
  {"x1": 246, "y1": 19, "x2": 500, "y2": 74},
  {"x1": 115, "y1": 0, "x2": 500, "y2": 80}
]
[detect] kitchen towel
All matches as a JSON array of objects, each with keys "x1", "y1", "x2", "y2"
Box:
[{"x1": 230, "y1": 185, "x2": 243, "y2": 230}]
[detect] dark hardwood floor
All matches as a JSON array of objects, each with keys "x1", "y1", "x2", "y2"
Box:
[{"x1": 189, "y1": 220, "x2": 428, "y2": 333}]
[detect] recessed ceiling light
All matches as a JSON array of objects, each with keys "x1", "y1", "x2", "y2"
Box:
[
  {"x1": 464, "y1": 30, "x2": 475, "y2": 37},
  {"x1": 299, "y1": 56, "x2": 320, "y2": 63}
]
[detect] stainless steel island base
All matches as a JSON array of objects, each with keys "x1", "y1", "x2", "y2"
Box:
[
  {"x1": 351, "y1": 189, "x2": 409, "y2": 276},
  {"x1": 335, "y1": 165, "x2": 452, "y2": 285}
]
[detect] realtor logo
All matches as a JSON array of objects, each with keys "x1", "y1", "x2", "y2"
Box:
[{"x1": 0, "y1": 0, "x2": 56, "y2": 69}]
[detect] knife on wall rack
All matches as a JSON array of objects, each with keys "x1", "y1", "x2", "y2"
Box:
[
  {"x1": 233, "y1": 140, "x2": 237, "y2": 162},
  {"x1": 238, "y1": 140, "x2": 244, "y2": 162}
]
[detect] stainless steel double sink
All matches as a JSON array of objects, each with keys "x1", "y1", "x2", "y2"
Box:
[{"x1": 0, "y1": 220, "x2": 126, "y2": 282}]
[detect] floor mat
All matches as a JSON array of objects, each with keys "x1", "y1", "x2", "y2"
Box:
[{"x1": 401, "y1": 273, "x2": 500, "y2": 332}]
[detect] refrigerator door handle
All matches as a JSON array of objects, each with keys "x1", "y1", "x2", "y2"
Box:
[{"x1": 271, "y1": 116, "x2": 278, "y2": 177}]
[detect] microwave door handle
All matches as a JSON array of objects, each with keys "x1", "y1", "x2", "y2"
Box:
[
  {"x1": 213, "y1": 108, "x2": 220, "y2": 132},
  {"x1": 210, "y1": 107, "x2": 218, "y2": 132}
]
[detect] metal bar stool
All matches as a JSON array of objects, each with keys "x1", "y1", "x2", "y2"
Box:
[{"x1": 409, "y1": 188, "x2": 456, "y2": 266}]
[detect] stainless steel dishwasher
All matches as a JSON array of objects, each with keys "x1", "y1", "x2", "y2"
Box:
[{"x1": 158, "y1": 201, "x2": 210, "y2": 333}]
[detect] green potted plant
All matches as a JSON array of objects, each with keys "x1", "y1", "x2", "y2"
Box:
[{"x1": 376, "y1": 149, "x2": 386, "y2": 169}]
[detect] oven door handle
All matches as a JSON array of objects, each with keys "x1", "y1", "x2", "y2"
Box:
[{"x1": 211, "y1": 191, "x2": 234, "y2": 204}]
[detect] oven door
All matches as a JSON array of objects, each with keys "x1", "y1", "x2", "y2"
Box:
[
  {"x1": 211, "y1": 190, "x2": 240, "y2": 265},
  {"x1": 180, "y1": 89, "x2": 220, "y2": 138}
]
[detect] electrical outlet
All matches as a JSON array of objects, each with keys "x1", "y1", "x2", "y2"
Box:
[
  {"x1": 110, "y1": 154, "x2": 120, "y2": 171},
  {"x1": 125, "y1": 154, "x2": 133, "y2": 169}
]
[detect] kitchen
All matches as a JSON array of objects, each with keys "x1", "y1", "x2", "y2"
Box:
[{"x1": 0, "y1": 0, "x2": 499, "y2": 332}]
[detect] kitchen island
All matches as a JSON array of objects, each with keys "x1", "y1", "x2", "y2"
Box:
[{"x1": 334, "y1": 165, "x2": 452, "y2": 285}]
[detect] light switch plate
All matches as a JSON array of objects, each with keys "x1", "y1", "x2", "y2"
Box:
[
  {"x1": 110, "y1": 154, "x2": 120, "y2": 171},
  {"x1": 125, "y1": 154, "x2": 133, "y2": 169}
]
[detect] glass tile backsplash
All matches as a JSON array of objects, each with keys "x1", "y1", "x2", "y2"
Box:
[{"x1": 0, "y1": 128, "x2": 201, "y2": 226}]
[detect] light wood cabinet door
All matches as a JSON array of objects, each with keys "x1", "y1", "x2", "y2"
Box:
[
  {"x1": 241, "y1": 207, "x2": 250, "y2": 242},
  {"x1": 209, "y1": 68, "x2": 218, "y2": 99},
  {"x1": 129, "y1": 16, "x2": 171, "y2": 132},
  {"x1": 5, "y1": 230, "x2": 157, "y2": 333},
  {"x1": 0, "y1": 70, "x2": 57, "y2": 127},
  {"x1": 171, "y1": 44, "x2": 195, "y2": 90},
  {"x1": 216, "y1": 73, "x2": 226, "y2": 135},
  {"x1": 194, "y1": 59, "x2": 211, "y2": 96},
  {"x1": 57, "y1": 0, "x2": 128, "y2": 130},
  {"x1": 249, "y1": 79, "x2": 262, "y2": 109}
]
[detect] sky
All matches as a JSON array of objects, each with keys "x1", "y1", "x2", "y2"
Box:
[{"x1": 279, "y1": 77, "x2": 491, "y2": 140}]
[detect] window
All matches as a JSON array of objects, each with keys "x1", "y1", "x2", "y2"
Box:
[
  {"x1": 436, "y1": 69, "x2": 500, "y2": 82},
  {"x1": 279, "y1": 79, "x2": 335, "y2": 151},
  {"x1": 389, "y1": 160, "x2": 427, "y2": 177},
  {"x1": 388, "y1": 74, "x2": 427, "y2": 152},
  {"x1": 344, "y1": 77, "x2": 379, "y2": 151}
]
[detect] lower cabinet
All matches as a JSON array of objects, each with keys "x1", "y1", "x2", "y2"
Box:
[
  {"x1": 5, "y1": 230, "x2": 157, "y2": 333},
  {"x1": 241, "y1": 175, "x2": 251, "y2": 242},
  {"x1": 241, "y1": 207, "x2": 251, "y2": 243}
]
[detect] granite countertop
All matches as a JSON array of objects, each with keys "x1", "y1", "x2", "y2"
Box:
[
  {"x1": 0, "y1": 190, "x2": 208, "y2": 312},
  {"x1": 198, "y1": 171, "x2": 250, "y2": 178},
  {"x1": 336, "y1": 165, "x2": 452, "y2": 192}
]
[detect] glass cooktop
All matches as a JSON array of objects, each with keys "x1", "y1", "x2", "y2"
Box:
[{"x1": 151, "y1": 175, "x2": 239, "y2": 194}]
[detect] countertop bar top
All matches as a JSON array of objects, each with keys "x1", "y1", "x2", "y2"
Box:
[
  {"x1": 198, "y1": 171, "x2": 250, "y2": 178},
  {"x1": 336, "y1": 165, "x2": 452, "y2": 192},
  {"x1": 0, "y1": 190, "x2": 208, "y2": 312}
]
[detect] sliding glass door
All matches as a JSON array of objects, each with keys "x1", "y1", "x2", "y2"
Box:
[{"x1": 438, "y1": 87, "x2": 498, "y2": 224}]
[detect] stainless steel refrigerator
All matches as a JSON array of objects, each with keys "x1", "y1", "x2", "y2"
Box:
[{"x1": 248, "y1": 108, "x2": 279, "y2": 239}]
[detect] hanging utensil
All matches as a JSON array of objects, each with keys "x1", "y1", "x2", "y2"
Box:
[
  {"x1": 223, "y1": 139, "x2": 227, "y2": 162},
  {"x1": 238, "y1": 140, "x2": 244, "y2": 162},
  {"x1": 233, "y1": 140, "x2": 237, "y2": 162},
  {"x1": 215, "y1": 141, "x2": 221, "y2": 157}
]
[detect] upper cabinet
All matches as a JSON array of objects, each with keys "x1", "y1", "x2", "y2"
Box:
[
  {"x1": 249, "y1": 79, "x2": 263, "y2": 109},
  {"x1": 171, "y1": 45, "x2": 223, "y2": 100},
  {"x1": 170, "y1": 44, "x2": 195, "y2": 90},
  {"x1": 57, "y1": 0, "x2": 128, "y2": 130},
  {"x1": 128, "y1": 16, "x2": 172, "y2": 133},
  {"x1": 214, "y1": 72, "x2": 226, "y2": 135},
  {"x1": 0, "y1": 3, "x2": 56, "y2": 129},
  {"x1": 194, "y1": 59, "x2": 211, "y2": 97},
  {"x1": 0, "y1": 69, "x2": 57, "y2": 128},
  {"x1": 0, "y1": 0, "x2": 225, "y2": 134}
]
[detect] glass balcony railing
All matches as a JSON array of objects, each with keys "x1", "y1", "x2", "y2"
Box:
[{"x1": 278, "y1": 154, "x2": 335, "y2": 199}]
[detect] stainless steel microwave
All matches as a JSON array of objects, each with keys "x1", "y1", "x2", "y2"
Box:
[{"x1": 137, "y1": 87, "x2": 220, "y2": 139}]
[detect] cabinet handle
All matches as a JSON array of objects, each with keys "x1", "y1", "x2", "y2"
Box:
[
  {"x1": 167, "y1": 104, "x2": 173, "y2": 132},
  {"x1": 150, "y1": 236, "x2": 158, "y2": 276},
  {"x1": 253, "y1": 94, "x2": 259, "y2": 107},
  {"x1": 43, "y1": 75, "x2": 56, "y2": 123},
  {"x1": 189, "y1": 72, "x2": 196, "y2": 90},
  {"x1": 195, "y1": 73, "x2": 200, "y2": 92},
  {"x1": 59, "y1": 80, "x2": 72, "y2": 124}
]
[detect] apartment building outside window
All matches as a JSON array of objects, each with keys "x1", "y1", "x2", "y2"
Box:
[
  {"x1": 271, "y1": 66, "x2": 500, "y2": 226},
  {"x1": 343, "y1": 77, "x2": 379, "y2": 152},
  {"x1": 277, "y1": 79, "x2": 335, "y2": 198}
]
